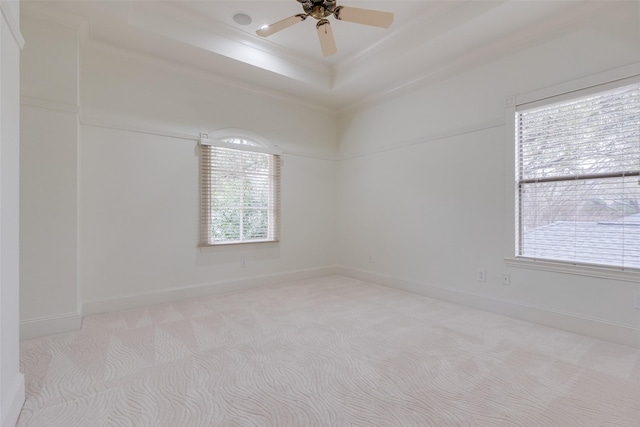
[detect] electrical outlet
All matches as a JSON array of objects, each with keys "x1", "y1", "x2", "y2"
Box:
[
  {"x1": 368, "y1": 255, "x2": 374, "y2": 264},
  {"x1": 502, "y1": 273, "x2": 511, "y2": 286},
  {"x1": 634, "y1": 292, "x2": 640, "y2": 310},
  {"x1": 477, "y1": 269, "x2": 486, "y2": 282},
  {"x1": 240, "y1": 257, "x2": 246, "y2": 268}
]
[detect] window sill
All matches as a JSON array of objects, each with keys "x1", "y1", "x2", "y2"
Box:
[
  {"x1": 504, "y1": 257, "x2": 640, "y2": 283},
  {"x1": 199, "y1": 239, "x2": 279, "y2": 249}
]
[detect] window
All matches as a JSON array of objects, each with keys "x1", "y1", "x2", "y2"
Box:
[
  {"x1": 199, "y1": 135, "x2": 280, "y2": 246},
  {"x1": 515, "y1": 81, "x2": 640, "y2": 269}
]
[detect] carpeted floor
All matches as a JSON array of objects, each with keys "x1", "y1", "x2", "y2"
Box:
[{"x1": 18, "y1": 276, "x2": 640, "y2": 426}]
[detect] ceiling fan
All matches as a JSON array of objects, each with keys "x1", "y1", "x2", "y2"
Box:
[{"x1": 256, "y1": 0, "x2": 394, "y2": 57}]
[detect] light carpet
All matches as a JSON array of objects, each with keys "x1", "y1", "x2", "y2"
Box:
[{"x1": 18, "y1": 276, "x2": 640, "y2": 426}]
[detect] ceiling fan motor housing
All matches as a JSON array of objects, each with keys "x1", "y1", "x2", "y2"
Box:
[{"x1": 298, "y1": 0, "x2": 337, "y2": 19}]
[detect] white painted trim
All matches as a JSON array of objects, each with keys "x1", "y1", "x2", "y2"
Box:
[
  {"x1": 0, "y1": 1, "x2": 25, "y2": 49},
  {"x1": 82, "y1": 39, "x2": 335, "y2": 115},
  {"x1": 337, "y1": 266, "x2": 640, "y2": 349},
  {"x1": 337, "y1": 2, "x2": 619, "y2": 115},
  {"x1": 514, "y1": 62, "x2": 640, "y2": 107},
  {"x1": 199, "y1": 138, "x2": 282, "y2": 156},
  {"x1": 21, "y1": 97, "x2": 80, "y2": 114},
  {"x1": 128, "y1": 1, "x2": 331, "y2": 79},
  {"x1": 83, "y1": 265, "x2": 339, "y2": 316},
  {"x1": 80, "y1": 115, "x2": 337, "y2": 162},
  {"x1": 21, "y1": 1, "x2": 87, "y2": 31},
  {"x1": 505, "y1": 257, "x2": 640, "y2": 283},
  {"x1": 205, "y1": 128, "x2": 273, "y2": 151},
  {"x1": 504, "y1": 102, "x2": 517, "y2": 263},
  {"x1": 0, "y1": 373, "x2": 24, "y2": 427},
  {"x1": 338, "y1": 119, "x2": 504, "y2": 161},
  {"x1": 505, "y1": 63, "x2": 640, "y2": 277},
  {"x1": 80, "y1": 115, "x2": 196, "y2": 143},
  {"x1": 333, "y1": 2, "x2": 448, "y2": 74},
  {"x1": 20, "y1": 312, "x2": 82, "y2": 340}
]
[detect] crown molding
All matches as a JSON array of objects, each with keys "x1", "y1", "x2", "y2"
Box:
[
  {"x1": 153, "y1": 1, "x2": 332, "y2": 79},
  {"x1": 337, "y1": 1, "x2": 604, "y2": 114},
  {"x1": 82, "y1": 39, "x2": 336, "y2": 116},
  {"x1": 126, "y1": 1, "x2": 331, "y2": 89},
  {"x1": 333, "y1": 1, "x2": 466, "y2": 76}
]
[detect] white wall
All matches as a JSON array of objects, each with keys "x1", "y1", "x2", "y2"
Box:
[
  {"x1": 18, "y1": 2, "x2": 640, "y2": 349},
  {"x1": 80, "y1": 44, "x2": 337, "y2": 160},
  {"x1": 79, "y1": 126, "x2": 336, "y2": 306},
  {"x1": 79, "y1": 44, "x2": 337, "y2": 312},
  {"x1": 337, "y1": 9, "x2": 640, "y2": 347},
  {"x1": 0, "y1": 1, "x2": 25, "y2": 425},
  {"x1": 19, "y1": 15, "x2": 81, "y2": 338},
  {"x1": 19, "y1": 14, "x2": 337, "y2": 335}
]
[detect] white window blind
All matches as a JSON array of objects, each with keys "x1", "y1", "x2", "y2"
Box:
[
  {"x1": 516, "y1": 81, "x2": 640, "y2": 269},
  {"x1": 199, "y1": 138, "x2": 280, "y2": 246}
]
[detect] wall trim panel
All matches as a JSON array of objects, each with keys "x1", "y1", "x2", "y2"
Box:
[
  {"x1": 22, "y1": 267, "x2": 338, "y2": 339},
  {"x1": 1, "y1": 373, "x2": 25, "y2": 427},
  {"x1": 20, "y1": 312, "x2": 82, "y2": 340},
  {"x1": 82, "y1": 265, "x2": 339, "y2": 317},
  {"x1": 80, "y1": 115, "x2": 338, "y2": 161},
  {"x1": 338, "y1": 119, "x2": 504, "y2": 161},
  {"x1": 21, "y1": 96, "x2": 79, "y2": 114},
  {"x1": 337, "y1": 266, "x2": 640, "y2": 349}
]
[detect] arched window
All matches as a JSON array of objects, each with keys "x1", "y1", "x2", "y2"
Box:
[
  {"x1": 199, "y1": 131, "x2": 281, "y2": 246},
  {"x1": 218, "y1": 137, "x2": 260, "y2": 147}
]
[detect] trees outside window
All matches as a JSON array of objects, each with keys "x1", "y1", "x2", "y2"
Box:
[
  {"x1": 199, "y1": 136, "x2": 280, "y2": 246},
  {"x1": 516, "y1": 82, "x2": 640, "y2": 268}
]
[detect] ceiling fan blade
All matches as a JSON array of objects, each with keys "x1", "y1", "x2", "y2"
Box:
[
  {"x1": 316, "y1": 20, "x2": 337, "y2": 57},
  {"x1": 334, "y1": 6, "x2": 393, "y2": 28},
  {"x1": 256, "y1": 14, "x2": 307, "y2": 37}
]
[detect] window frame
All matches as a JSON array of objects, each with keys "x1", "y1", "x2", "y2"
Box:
[
  {"x1": 504, "y1": 63, "x2": 640, "y2": 280},
  {"x1": 199, "y1": 132, "x2": 281, "y2": 247}
]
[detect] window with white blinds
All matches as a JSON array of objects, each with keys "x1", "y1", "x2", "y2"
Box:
[
  {"x1": 199, "y1": 137, "x2": 280, "y2": 246},
  {"x1": 516, "y1": 81, "x2": 640, "y2": 269}
]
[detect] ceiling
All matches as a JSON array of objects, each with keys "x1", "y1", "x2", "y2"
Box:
[{"x1": 23, "y1": 1, "x2": 640, "y2": 111}]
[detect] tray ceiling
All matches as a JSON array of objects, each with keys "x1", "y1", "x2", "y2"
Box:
[{"x1": 22, "y1": 1, "x2": 640, "y2": 111}]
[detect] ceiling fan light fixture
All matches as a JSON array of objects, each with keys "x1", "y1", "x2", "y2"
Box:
[
  {"x1": 255, "y1": 0, "x2": 394, "y2": 56},
  {"x1": 310, "y1": 4, "x2": 330, "y2": 19}
]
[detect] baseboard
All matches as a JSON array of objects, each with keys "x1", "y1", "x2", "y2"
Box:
[
  {"x1": 1, "y1": 373, "x2": 24, "y2": 427},
  {"x1": 337, "y1": 266, "x2": 640, "y2": 349},
  {"x1": 20, "y1": 312, "x2": 82, "y2": 340},
  {"x1": 82, "y1": 265, "x2": 339, "y2": 316}
]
